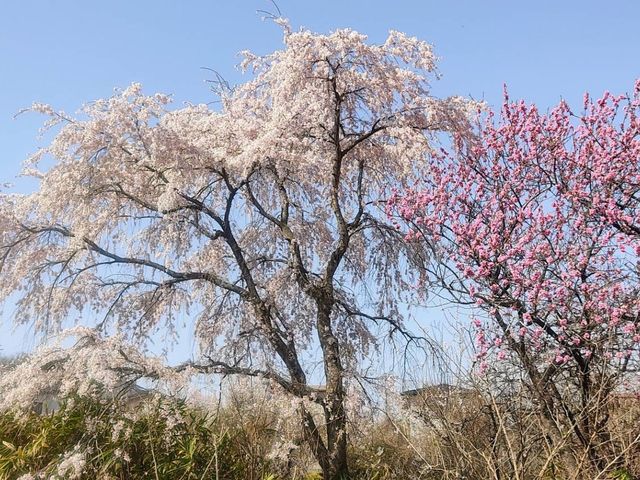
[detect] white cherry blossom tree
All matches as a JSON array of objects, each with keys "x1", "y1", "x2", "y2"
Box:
[{"x1": 0, "y1": 22, "x2": 473, "y2": 478}]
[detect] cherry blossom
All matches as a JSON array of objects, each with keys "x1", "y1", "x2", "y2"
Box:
[
  {"x1": 0, "y1": 327, "x2": 186, "y2": 414},
  {"x1": 0, "y1": 21, "x2": 474, "y2": 479}
]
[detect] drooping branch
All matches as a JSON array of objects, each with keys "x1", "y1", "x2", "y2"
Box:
[{"x1": 176, "y1": 359, "x2": 325, "y2": 403}]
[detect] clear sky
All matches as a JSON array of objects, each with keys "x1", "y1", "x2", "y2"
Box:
[{"x1": 1, "y1": 0, "x2": 639, "y2": 356}]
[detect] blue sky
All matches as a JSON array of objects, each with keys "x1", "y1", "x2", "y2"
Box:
[{"x1": 1, "y1": 0, "x2": 639, "y2": 356}]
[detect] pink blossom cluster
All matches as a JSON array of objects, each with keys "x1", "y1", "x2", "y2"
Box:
[{"x1": 393, "y1": 83, "x2": 640, "y2": 372}]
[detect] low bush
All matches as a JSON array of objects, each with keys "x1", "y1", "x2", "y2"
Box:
[{"x1": 0, "y1": 395, "x2": 277, "y2": 480}]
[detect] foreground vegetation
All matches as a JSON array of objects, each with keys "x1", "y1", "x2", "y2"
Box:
[{"x1": 0, "y1": 372, "x2": 638, "y2": 480}]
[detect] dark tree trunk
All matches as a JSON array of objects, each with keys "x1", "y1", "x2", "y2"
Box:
[{"x1": 316, "y1": 299, "x2": 349, "y2": 480}]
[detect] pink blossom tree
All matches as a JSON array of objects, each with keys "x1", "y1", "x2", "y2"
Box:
[
  {"x1": 394, "y1": 84, "x2": 640, "y2": 473},
  {"x1": 0, "y1": 22, "x2": 473, "y2": 478}
]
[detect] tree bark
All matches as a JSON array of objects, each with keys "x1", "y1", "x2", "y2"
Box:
[{"x1": 316, "y1": 297, "x2": 349, "y2": 480}]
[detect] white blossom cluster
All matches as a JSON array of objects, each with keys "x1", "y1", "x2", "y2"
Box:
[
  {"x1": 55, "y1": 450, "x2": 87, "y2": 479},
  {"x1": 0, "y1": 25, "x2": 477, "y2": 473},
  {"x1": 0, "y1": 22, "x2": 476, "y2": 359},
  {"x1": 0, "y1": 327, "x2": 186, "y2": 414}
]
